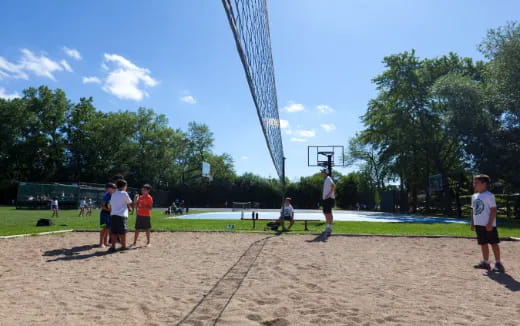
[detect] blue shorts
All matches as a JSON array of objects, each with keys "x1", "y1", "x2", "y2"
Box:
[{"x1": 100, "y1": 213, "x2": 111, "y2": 228}]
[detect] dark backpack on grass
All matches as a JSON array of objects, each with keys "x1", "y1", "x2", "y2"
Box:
[
  {"x1": 266, "y1": 221, "x2": 280, "y2": 231},
  {"x1": 36, "y1": 218, "x2": 53, "y2": 226}
]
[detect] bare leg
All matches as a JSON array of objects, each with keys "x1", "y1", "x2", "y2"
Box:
[
  {"x1": 133, "y1": 230, "x2": 140, "y2": 246},
  {"x1": 325, "y1": 213, "x2": 333, "y2": 225},
  {"x1": 121, "y1": 235, "x2": 126, "y2": 249},
  {"x1": 145, "y1": 229, "x2": 151, "y2": 246},
  {"x1": 480, "y1": 244, "x2": 490, "y2": 261},
  {"x1": 103, "y1": 228, "x2": 109, "y2": 246},
  {"x1": 491, "y1": 244, "x2": 501, "y2": 262},
  {"x1": 288, "y1": 219, "x2": 294, "y2": 230},
  {"x1": 110, "y1": 233, "x2": 117, "y2": 249},
  {"x1": 99, "y1": 229, "x2": 104, "y2": 246}
]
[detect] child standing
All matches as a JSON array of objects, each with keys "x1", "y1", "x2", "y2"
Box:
[
  {"x1": 471, "y1": 174, "x2": 505, "y2": 273},
  {"x1": 278, "y1": 197, "x2": 295, "y2": 232},
  {"x1": 99, "y1": 183, "x2": 116, "y2": 248},
  {"x1": 109, "y1": 180, "x2": 133, "y2": 252},
  {"x1": 51, "y1": 197, "x2": 59, "y2": 217},
  {"x1": 133, "y1": 184, "x2": 153, "y2": 247},
  {"x1": 79, "y1": 197, "x2": 86, "y2": 216}
]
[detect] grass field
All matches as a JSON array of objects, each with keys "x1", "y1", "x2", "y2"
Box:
[{"x1": 1, "y1": 206, "x2": 520, "y2": 237}]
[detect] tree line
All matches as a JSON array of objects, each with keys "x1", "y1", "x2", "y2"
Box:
[{"x1": 348, "y1": 22, "x2": 520, "y2": 215}]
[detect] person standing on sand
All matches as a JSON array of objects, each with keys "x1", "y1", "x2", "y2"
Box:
[
  {"x1": 109, "y1": 179, "x2": 133, "y2": 252},
  {"x1": 132, "y1": 184, "x2": 154, "y2": 247},
  {"x1": 99, "y1": 183, "x2": 116, "y2": 248},
  {"x1": 321, "y1": 169, "x2": 336, "y2": 234},
  {"x1": 471, "y1": 174, "x2": 505, "y2": 273}
]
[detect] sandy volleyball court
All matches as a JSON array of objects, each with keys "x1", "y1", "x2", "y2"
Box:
[{"x1": 0, "y1": 232, "x2": 519, "y2": 325}]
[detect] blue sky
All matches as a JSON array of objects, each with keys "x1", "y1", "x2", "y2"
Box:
[{"x1": 1, "y1": 1, "x2": 518, "y2": 180}]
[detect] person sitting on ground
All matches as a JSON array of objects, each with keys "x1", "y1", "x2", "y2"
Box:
[
  {"x1": 132, "y1": 184, "x2": 154, "y2": 247},
  {"x1": 51, "y1": 197, "x2": 59, "y2": 217},
  {"x1": 109, "y1": 179, "x2": 133, "y2": 252},
  {"x1": 278, "y1": 197, "x2": 295, "y2": 232}
]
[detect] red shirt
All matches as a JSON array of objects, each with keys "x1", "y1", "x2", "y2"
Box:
[{"x1": 136, "y1": 194, "x2": 153, "y2": 217}]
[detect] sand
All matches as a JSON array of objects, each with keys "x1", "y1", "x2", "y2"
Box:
[{"x1": 0, "y1": 232, "x2": 519, "y2": 325}]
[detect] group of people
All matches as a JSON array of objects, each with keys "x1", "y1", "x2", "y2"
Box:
[
  {"x1": 278, "y1": 170, "x2": 505, "y2": 273},
  {"x1": 79, "y1": 197, "x2": 94, "y2": 217},
  {"x1": 164, "y1": 199, "x2": 186, "y2": 215},
  {"x1": 44, "y1": 168, "x2": 505, "y2": 272},
  {"x1": 99, "y1": 180, "x2": 154, "y2": 252},
  {"x1": 276, "y1": 169, "x2": 336, "y2": 233}
]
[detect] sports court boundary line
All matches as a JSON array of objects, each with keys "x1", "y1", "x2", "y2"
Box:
[
  {"x1": 176, "y1": 236, "x2": 272, "y2": 325},
  {"x1": 0, "y1": 229, "x2": 73, "y2": 239},
  {"x1": 3, "y1": 230, "x2": 519, "y2": 241}
]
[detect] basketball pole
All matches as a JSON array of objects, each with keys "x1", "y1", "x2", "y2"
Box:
[{"x1": 327, "y1": 154, "x2": 332, "y2": 177}]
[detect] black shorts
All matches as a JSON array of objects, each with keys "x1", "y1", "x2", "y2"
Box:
[
  {"x1": 475, "y1": 225, "x2": 500, "y2": 245},
  {"x1": 135, "y1": 215, "x2": 151, "y2": 230},
  {"x1": 282, "y1": 215, "x2": 293, "y2": 221},
  {"x1": 322, "y1": 198, "x2": 335, "y2": 214},
  {"x1": 110, "y1": 215, "x2": 128, "y2": 235}
]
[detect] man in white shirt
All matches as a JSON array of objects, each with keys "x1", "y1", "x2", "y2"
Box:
[
  {"x1": 321, "y1": 169, "x2": 336, "y2": 234},
  {"x1": 109, "y1": 179, "x2": 133, "y2": 252}
]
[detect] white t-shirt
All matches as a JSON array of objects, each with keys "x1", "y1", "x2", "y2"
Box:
[
  {"x1": 110, "y1": 190, "x2": 132, "y2": 217},
  {"x1": 80, "y1": 199, "x2": 86, "y2": 208},
  {"x1": 472, "y1": 191, "x2": 497, "y2": 226},
  {"x1": 281, "y1": 204, "x2": 294, "y2": 217},
  {"x1": 52, "y1": 200, "x2": 58, "y2": 206},
  {"x1": 322, "y1": 176, "x2": 335, "y2": 200}
]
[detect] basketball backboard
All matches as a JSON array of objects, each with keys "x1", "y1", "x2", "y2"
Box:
[{"x1": 307, "y1": 146, "x2": 345, "y2": 167}]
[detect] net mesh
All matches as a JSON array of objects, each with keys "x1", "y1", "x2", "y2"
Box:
[{"x1": 222, "y1": 0, "x2": 285, "y2": 180}]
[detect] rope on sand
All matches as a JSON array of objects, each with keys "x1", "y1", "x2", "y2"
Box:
[{"x1": 176, "y1": 236, "x2": 272, "y2": 325}]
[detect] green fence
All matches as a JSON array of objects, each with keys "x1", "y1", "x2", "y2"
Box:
[{"x1": 16, "y1": 182, "x2": 139, "y2": 209}]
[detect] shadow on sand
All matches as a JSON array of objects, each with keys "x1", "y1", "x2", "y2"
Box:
[
  {"x1": 486, "y1": 271, "x2": 520, "y2": 292},
  {"x1": 43, "y1": 244, "x2": 117, "y2": 262},
  {"x1": 306, "y1": 232, "x2": 330, "y2": 243}
]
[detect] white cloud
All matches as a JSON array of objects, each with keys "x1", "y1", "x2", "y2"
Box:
[
  {"x1": 102, "y1": 53, "x2": 158, "y2": 101},
  {"x1": 180, "y1": 95, "x2": 197, "y2": 104},
  {"x1": 283, "y1": 101, "x2": 305, "y2": 113},
  {"x1": 19, "y1": 49, "x2": 65, "y2": 80},
  {"x1": 320, "y1": 123, "x2": 336, "y2": 132},
  {"x1": 83, "y1": 76, "x2": 102, "y2": 84},
  {"x1": 0, "y1": 49, "x2": 68, "y2": 81},
  {"x1": 316, "y1": 104, "x2": 334, "y2": 114},
  {"x1": 0, "y1": 88, "x2": 20, "y2": 100},
  {"x1": 279, "y1": 119, "x2": 290, "y2": 129},
  {"x1": 241, "y1": 156, "x2": 249, "y2": 160},
  {"x1": 63, "y1": 47, "x2": 82, "y2": 60},
  {"x1": 295, "y1": 129, "x2": 316, "y2": 138},
  {"x1": 0, "y1": 57, "x2": 28, "y2": 79},
  {"x1": 290, "y1": 137, "x2": 307, "y2": 142},
  {"x1": 60, "y1": 60, "x2": 73, "y2": 72}
]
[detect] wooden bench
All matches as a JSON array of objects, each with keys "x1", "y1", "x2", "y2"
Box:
[{"x1": 241, "y1": 217, "x2": 320, "y2": 231}]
